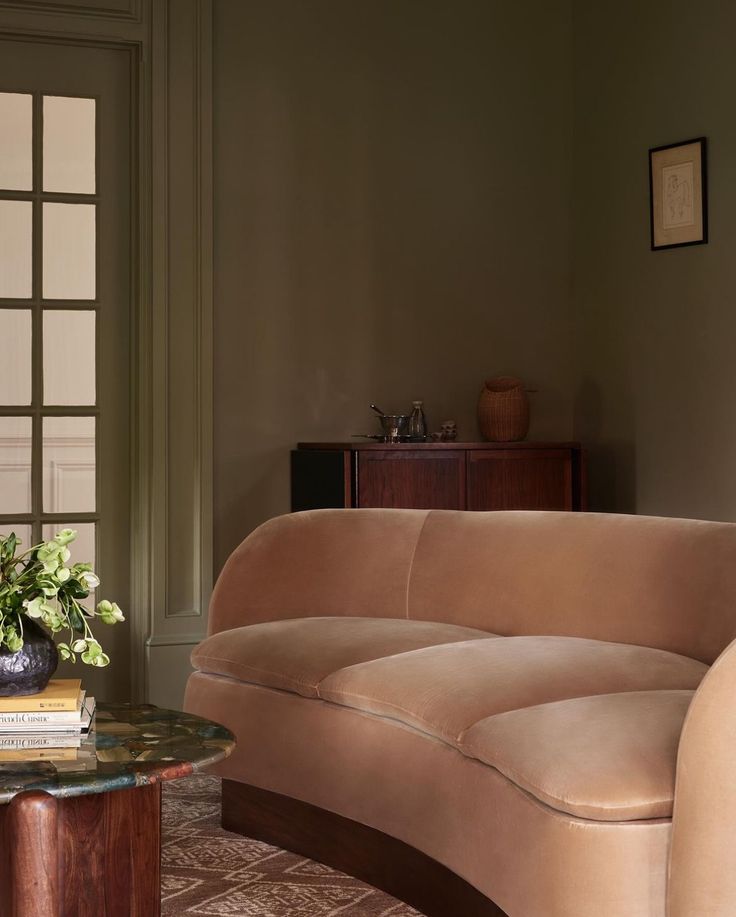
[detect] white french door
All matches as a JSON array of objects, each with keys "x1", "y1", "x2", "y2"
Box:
[{"x1": 0, "y1": 39, "x2": 131, "y2": 700}]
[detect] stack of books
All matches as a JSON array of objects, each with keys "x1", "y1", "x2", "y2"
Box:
[{"x1": 0, "y1": 679, "x2": 96, "y2": 767}]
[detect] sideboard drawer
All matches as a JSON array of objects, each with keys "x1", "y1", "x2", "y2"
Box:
[
  {"x1": 467, "y1": 449, "x2": 573, "y2": 511},
  {"x1": 357, "y1": 450, "x2": 465, "y2": 510}
]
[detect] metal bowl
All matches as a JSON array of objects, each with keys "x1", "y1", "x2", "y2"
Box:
[{"x1": 378, "y1": 414, "x2": 410, "y2": 442}]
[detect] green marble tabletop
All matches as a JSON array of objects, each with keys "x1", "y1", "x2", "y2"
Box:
[{"x1": 0, "y1": 703, "x2": 235, "y2": 803}]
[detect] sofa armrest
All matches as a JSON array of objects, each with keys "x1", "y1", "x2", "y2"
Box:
[
  {"x1": 668, "y1": 637, "x2": 736, "y2": 916},
  {"x1": 208, "y1": 509, "x2": 429, "y2": 635}
]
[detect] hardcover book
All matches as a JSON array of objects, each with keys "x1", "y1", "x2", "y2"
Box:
[
  {"x1": 0, "y1": 679, "x2": 82, "y2": 713},
  {"x1": 0, "y1": 700, "x2": 95, "y2": 735},
  {"x1": 0, "y1": 692, "x2": 88, "y2": 726},
  {"x1": 0, "y1": 735, "x2": 87, "y2": 753}
]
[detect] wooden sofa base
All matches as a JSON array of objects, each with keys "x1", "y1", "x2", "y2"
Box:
[{"x1": 221, "y1": 779, "x2": 508, "y2": 917}]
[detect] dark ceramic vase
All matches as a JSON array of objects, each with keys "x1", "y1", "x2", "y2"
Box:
[{"x1": 0, "y1": 618, "x2": 59, "y2": 697}]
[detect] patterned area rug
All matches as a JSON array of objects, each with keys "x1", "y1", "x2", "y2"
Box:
[{"x1": 161, "y1": 774, "x2": 423, "y2": 916}]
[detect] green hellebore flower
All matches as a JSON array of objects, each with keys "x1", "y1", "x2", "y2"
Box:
[
  {"x1": 0, "y1": 531, "x2": 122, "y2": 667},
  {"x1": 37, "y1": 541, "x2": 61, "y2": 562},
  {"x1": 40, "y1": 600, "x2": 61, "y2": 628},
  {"x1": 54, "y1": 529, "x2": 77, "y2": 547},
  {"x1": 6, "y1": 632, "x2": 22, "y2": 653},
  {"x1": 81, "y1": 641, "x2": 103, "y2": 665},
  {"x1": 98, "y1": 600, "x2": 124, "y2": 624},
  {"x1": 24, "y1": 597, "x2": 45, "y2": 619},
  {"x1": 81, "y1": 571, "x2": 100, "y2": 590},
  {"x1": 38, "y1": 576, "x2": 59, "y2": 596}
]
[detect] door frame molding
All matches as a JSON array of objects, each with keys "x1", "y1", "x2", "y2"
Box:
[
  {"x1": 0, "y1": 0, "x2": 215, "y2": 703},
  {"x1": 142, "y1": 0, "x2": 213, "y2": 706}
]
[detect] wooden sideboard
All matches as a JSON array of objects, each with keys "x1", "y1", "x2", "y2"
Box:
[{"x1": 291, "y1": 442, "x2": 587, "y2": 512}]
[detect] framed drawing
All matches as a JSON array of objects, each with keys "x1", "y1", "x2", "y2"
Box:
[{"x1": 649, "y1": 137, "x2": 707, "y2": 250}]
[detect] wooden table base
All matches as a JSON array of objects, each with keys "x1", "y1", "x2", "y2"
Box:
[{"x1": 0, "y1": 783, "x2": 161, "y2": 917}]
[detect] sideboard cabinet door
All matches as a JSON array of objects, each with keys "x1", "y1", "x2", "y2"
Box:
[
  {"x1": 357, "y1": 450, "x2": 466, "y2": 510},
  {"x1": 467, "y1": 449, "x2": 573, "y2": 511}
]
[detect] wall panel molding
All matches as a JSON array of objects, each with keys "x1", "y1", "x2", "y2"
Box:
[
  {"x1": 142, "y1": 0, "x2": 213, "y2": 703},
  {"x1": 0, "y1": 1, "x2": 142, "y2": 24}
]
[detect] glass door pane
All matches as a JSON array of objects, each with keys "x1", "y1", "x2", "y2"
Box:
[
  {"x1": 43, "y1": 311, "x2": 96, "y2": 406},
  {"x1": 43, "y1": 95, "x2": 96, "y2": 194},
  {"x1": 43, "y1": 416, "x2": 96, "y2": 513},
  {"x1": 42, "y1": 202, "x2": 96, "y2": 300},
  {"x1": 0, "y1": 200, "x2": 32, "y2": 299},
  {"x1": 0, "y1": 416, "x2": 32, "y2": 513},
  {"x1": 0, "y1": 39, "x2": 131, "y2": 702},
  {"x1": 0, "y1": 523, "x2": 32, "y2": 548},
  {"x1": 0, "y1": 311, "x2": 32, "y2": 404},
  {"x1": 0, "y1": 92, "x2": 32, "y2": 191}
]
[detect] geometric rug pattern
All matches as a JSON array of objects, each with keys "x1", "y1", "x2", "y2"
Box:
[{"x1": 161, "y1": 774, "x2": 423, "y2": 916}]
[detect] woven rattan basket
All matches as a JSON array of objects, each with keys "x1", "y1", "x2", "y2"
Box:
[{"x1": 477, "y1": 376, "x2": 530, "y2": 442}]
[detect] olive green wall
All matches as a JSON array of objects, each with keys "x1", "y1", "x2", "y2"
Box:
[
  {"x1": 213, "y1": 0, "x2": 574, "y2": 568},
  {"x1": 573, "y1": 1, "x2": 736, "y2": 520}
]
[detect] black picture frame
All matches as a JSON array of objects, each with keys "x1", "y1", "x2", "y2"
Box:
[{"x1": 649, "y1": 137, "x2": 707, "y2": 250}]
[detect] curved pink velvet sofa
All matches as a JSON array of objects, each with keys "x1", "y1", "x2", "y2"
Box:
[{"x1": 184, "y1": 509, "x2": 736, "y2": 917}]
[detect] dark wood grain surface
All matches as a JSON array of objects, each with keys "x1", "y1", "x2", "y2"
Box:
[
  {"x1": 292, "y1": 442, "x2": 586, "y2": 512},
  {"x1": 467, "y1": 448, "x2": 573, "y2": 511},
  {"x1": 4, "y1": 791, "x2": 59, "y2": 917},
  {"x1": 222, "y1": 779, "x2": 508, "y2": 917},
  {"x1": 0, "y1": 783, "x2": 161, "y2": 917},
  {"x1": 357, "y1": 449, "x2": 466, "y2": 510},
  {"x1": 297, "y1": 441, "x2": 581, "y2": 450}
]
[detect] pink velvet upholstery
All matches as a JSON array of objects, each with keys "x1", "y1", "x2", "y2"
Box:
[
  {"x1": 192, "y1": 616, "x2": 493, "y2": 698},
  {"x1": 185, "y1": 673, "x2": 673, "y2": 917},
  {"x1": 318, "y1": 636, "x2": 705, "y2": 744},
  {"x1": 187, "y1": 509, "x2": 736, "y2": 916},
  {"x1": 461, "y1": 690, "x2": 694, "y2": 820},
  {"x1": 208, "y1": 509, "x2": 736, "y2": 663}
]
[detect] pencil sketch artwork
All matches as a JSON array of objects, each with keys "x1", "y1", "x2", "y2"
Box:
[{"x1": 662, "y1": 162, "x2": 695, "y2": 228}]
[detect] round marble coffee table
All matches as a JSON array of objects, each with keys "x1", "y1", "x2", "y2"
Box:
[{"x1": 0, "y1": 703, "x2": 234, "y2": 917}]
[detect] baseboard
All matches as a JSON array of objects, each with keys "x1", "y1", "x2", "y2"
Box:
[{"x1": 145, "y1": 640, "x2": 199, "y2": 708}]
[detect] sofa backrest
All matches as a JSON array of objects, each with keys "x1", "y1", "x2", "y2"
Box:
[{"x1": 208, "y1": 509, "x2": 736, "y2": 664}]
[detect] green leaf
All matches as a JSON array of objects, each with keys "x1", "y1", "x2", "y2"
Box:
[
  {"x1": 5, "y1": 630, "x2": 22, "y2": 653},
  {"x1": 5, "y1": 533, "x2": 16, "y2": 559},
  {"x1": 69, "y1": 605, "x2": 85, "y2": 632},
  {"x1": 65, "y1": 580, "x2": 89, "y2": 600},
  {"x1": 57, "y1": 643, "x2": 74, "y2": 662}
]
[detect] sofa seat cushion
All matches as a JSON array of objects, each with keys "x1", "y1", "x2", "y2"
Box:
[
  {"x1": 460, "y1": 690, "x2": 694, "y2": 820},
  {"x1": 318, "y1": 635, "x2": 707, "y2": 744},
  {"x1": 190, "y1": 616, "x2": 494, "y2": 698}
]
